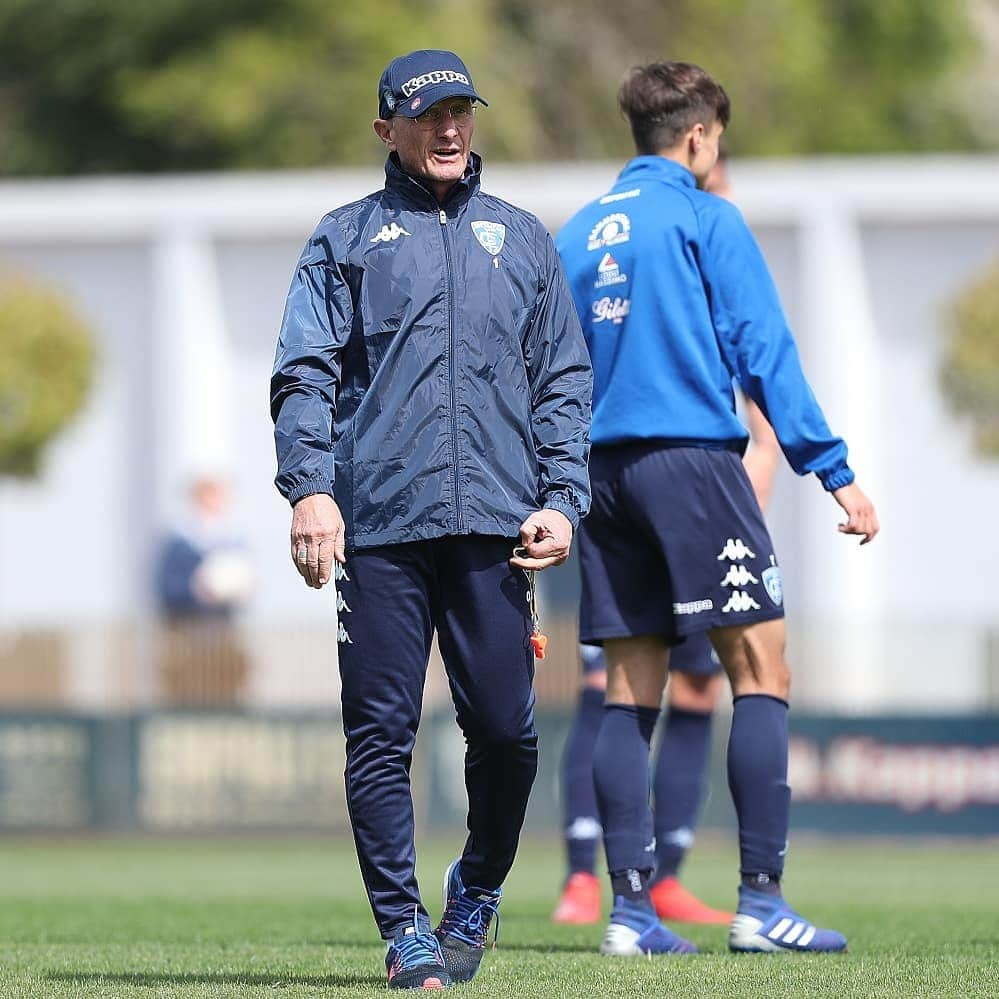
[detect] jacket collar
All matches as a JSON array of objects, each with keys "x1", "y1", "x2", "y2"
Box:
[
  {"x1": 384, "y1": 151, "x2": 482, "y2": 208},
  {"x1": 617, "y1": 155, "x2": 696, "y2": 189}
]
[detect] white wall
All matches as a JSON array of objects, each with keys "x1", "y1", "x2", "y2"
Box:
[{"x1": 1, "y1": 157, "x2": 997, "y2": 711}]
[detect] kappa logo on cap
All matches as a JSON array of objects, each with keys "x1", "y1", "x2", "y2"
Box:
[{"x1": 401, "y1": 69, "x2": 470, "y2": 98}]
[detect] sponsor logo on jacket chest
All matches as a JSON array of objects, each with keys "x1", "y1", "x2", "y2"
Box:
[
  {"x1": 587, "y1": 213, "x2": 631, "y2": 251},
  {"x1": 592, "y1": 296, "x2": 630, "y2": 325},
  {"x1": 594, "y1": 252, "x2": 628, "y2": 288}
]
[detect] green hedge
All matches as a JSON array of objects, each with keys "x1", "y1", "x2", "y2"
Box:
[
  {"x1": 941, "y1": 258, "x2": 999, "y2": 459},
  {"x1": 0, "y1": 277, "x2": 95, "y2": 477}
]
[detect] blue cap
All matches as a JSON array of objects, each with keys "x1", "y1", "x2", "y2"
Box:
[{"x1": 378, "y1": 49, "x2": 487, "y2": 119}]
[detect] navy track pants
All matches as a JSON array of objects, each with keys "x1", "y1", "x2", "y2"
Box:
[{"x1": 335, "y1": 535, "x2": 539, "y2": 937}]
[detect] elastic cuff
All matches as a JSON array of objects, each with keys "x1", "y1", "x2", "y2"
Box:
[
  {"x1": 819, "y1": 466, "x2": 855, "y2": 492},
  {"x1": 543, "y1": 498, "x2": 580, "y2": 530},
  {"x1": 287, "y1": 476, "x2": 334, "y2": 506},
  {"x1": 732, "y1": 693, "x2": 789, "y2": 709}
]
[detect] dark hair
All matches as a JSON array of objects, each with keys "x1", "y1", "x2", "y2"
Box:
[{"x1": 618, "y1": 61, "x2": 730, "y2": 155}]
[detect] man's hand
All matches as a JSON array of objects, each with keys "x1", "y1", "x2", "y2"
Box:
[
  {"x1": 290, "y1": 493, "x2": 346, "y2": 588},
  {"x1": 832, "y1": 482, "x2": 879, "y2": 545},
  {"x1": 510, "y1": 509, "x2": 573, "y2": 570}
]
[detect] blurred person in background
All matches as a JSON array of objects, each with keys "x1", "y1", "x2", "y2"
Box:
[
  {"x1": 270, "y1": 49, "x2": 590, "y2": 990},
  {"x1": 556, "y1": 60, "x2": 878, "y2": 957},
  {"x1": 154, "y1": 475, "x2": 254, "y2": 704}
]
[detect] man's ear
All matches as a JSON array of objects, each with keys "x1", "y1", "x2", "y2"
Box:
[
  {"x1": 373, "y1": 118, "x2": 395, "y2": 149},
  {"x1": 689, "y1": 121, "x2": 705, "y2": 154}
]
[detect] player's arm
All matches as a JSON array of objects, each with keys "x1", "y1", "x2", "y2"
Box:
[
  {"x1": 702, "y1": 204, "x2": 878, "y2": 543},
  {"x1": 270, "y1": 219, "x2": 353, "y2": 585},
  {"x1": 742, "y1": 397, "x2": 780, "y2": 512},
  {"x1": 512, "y1": 228, "x2": 593, "y2": 570}
]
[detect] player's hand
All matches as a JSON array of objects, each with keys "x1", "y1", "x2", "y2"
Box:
[
  {"x1": 832, "y1": 482, "x2": 879, "y2": 545},
  {"x1": 290, "y1": 493, "x2": 346, "y2": 588},
  {"x1": 510, "y1": 509, "x2": 573, "y2": 570}
]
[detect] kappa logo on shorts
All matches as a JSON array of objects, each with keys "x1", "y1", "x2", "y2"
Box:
[
  {"x1": 722, "y1": 590, "x2": 761, "y2": 613},
  {"x1": 717, "y1": 538, "x2": 756, "y2": 561},
  {"x1": 370, "y1": 222, "x2": 411, "y2": 244},
  {"x1": 471, "y1": 220, "x2": 506, "y2": 255},
  {"x1": 334, "y1": 562, "x2": 351, "y2": 582},
  {"x1": 586, "y1": 213, "x2": 631, "y2": 251},
  {"x1": 762, "y1": 556, "x2": 783, "y2": 606},
  {"x1": 336, "y1": 591, "x2": 351, "y2": 614},
  {"x1": 337, "y1": 621, "x2": 353, "y2": 644},
  {"x1": 721, "y1": 564, "x2": 758, "y2": 588}
]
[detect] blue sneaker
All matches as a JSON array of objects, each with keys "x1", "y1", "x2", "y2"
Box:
[
  {"x1": 728, "y1": 886, "x2": 847, "y2": 953},
  {"x1": 434, "y1": 859, "x2": 502, "y2": 982},
  {"x1": 600, "y1": 896, "x2": 698, "y2": 956},
  {"x1": 385, "y1": 910, "x2": 452, "y2": 990}
]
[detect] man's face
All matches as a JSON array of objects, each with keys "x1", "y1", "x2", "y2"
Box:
[
  {"x1": 691, "y1": 118, "x2": 724, "y2": 187},
  {"x1": 374, "y1": 98, "x2": 475, "y2": 199}
]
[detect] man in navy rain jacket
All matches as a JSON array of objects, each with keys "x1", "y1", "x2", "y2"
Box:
[{"x1": 270, "y1": 49, "x2": 591, "y2": 990}]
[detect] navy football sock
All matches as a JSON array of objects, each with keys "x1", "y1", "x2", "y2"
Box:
[
  {"x1": 562, "y1": 686, "x2": 605, "y2": 875},
  {"x1": 594, "y1": 703, "x2": 660, "y2": 880},
  {"x1": 652, "y1": 706, "x2": 713, "y2": 882},
  {"x1": 610, "y1": 867, "x2": 652, "y2": 904},
  {"x1": 727, "y1": 694, "x2": 790, "y2": 886}
]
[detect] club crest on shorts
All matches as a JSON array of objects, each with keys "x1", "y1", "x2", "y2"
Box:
[
  {"x1": 762, "y1": 560, "x2": 783, "y2": 607},
  {"x1": 471, "y1": 221, "x2": 506, "y2": 255}
]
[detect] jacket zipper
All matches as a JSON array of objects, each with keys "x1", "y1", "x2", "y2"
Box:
[{"x1": 439, "y1": 206, "x2": 464, "y2": 533}]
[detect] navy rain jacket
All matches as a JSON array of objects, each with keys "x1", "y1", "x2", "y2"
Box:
[{"x1": 271, "y1": 154, "x2": 592, "y2": 550}]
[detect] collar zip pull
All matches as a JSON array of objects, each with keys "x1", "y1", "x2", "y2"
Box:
[{"x1": 439, "y1": 209, "x2": 447, "y2": 225}]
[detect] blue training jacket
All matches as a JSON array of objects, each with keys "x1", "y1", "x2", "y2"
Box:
[
  {"x1": 556, "y1": 156, "x2": 853, "y2": 492},
  {"x1": 271, "y1": 153, "x2": 592, "y2": 549}
]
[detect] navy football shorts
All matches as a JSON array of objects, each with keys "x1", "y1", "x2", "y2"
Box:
[
  {"x1": 580, "y1": 633, "x2": 722, "y2": 677},
  {"x1": 579, "y1": 442, "x2": 785, "y2": 644}
]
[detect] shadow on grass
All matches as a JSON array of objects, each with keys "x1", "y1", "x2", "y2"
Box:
[{"x1": 45, "y1": 970, "x2": 384, "y2": 988}]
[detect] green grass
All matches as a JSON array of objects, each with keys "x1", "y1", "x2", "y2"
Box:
[{"x1": 0, "y1": 836, "x2": 996, "y2": 998}]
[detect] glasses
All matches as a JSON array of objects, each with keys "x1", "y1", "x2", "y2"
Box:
[{"x1": 405, "y1": 100, "x2": 475, "y2": 130}]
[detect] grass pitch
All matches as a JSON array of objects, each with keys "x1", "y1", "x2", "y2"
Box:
[{"x1": 0, "y1": 836, "x2": 995, "y2": 998}]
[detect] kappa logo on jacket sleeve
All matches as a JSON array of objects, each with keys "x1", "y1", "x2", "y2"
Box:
[{"x1": 370, "y1": 222, "x2": 412, "y2": 244}]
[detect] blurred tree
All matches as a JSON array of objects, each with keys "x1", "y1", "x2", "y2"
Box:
[
  {"x1": 0, "y1": 0, "x2": 989, "y2": 175},
  {"x1": 0, "y1": 278, "x2": 95, "y2": 477},
  {"x1": 940, "y1": 258, "x2": 999, "y2": 459}
]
